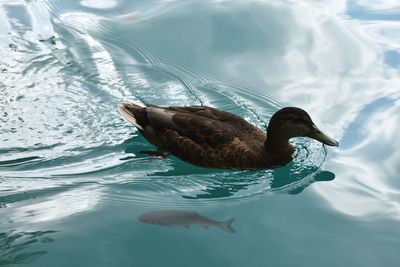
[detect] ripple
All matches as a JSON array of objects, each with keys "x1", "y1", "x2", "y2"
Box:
[
  {"x1": 0, "y1": 156, "x2": 41, "y2": 167},
  {"x1": 363, "y1": 22, "x2": 400, "y2": 47},
  {"x1": 0, "y1": 230, "x2": 56, "y2": 266}
]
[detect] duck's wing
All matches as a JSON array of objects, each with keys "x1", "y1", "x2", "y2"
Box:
[
  {"x1": 119, "y1": 103, "x2": 268, "y2": 167},
  {"x1": 144, "y1": 105, "x2": 263, "y2": 147}
]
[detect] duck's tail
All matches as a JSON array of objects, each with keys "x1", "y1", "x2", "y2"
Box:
[{"x1": 118, "y1": 102, "x2": 146, "y2": 130}]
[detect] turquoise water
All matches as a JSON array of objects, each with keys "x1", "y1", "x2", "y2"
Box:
[{"x1": 1, "y1": 0, "x2": 400, "y2": 266}]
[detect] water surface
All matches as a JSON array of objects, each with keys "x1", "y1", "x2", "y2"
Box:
[{"x1": 1, "y1": 0, "x2": 400, "y2": 266}]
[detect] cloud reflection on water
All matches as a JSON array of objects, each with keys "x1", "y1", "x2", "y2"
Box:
[
  {"x1": 80, "y1": 0, "x2": 118, "y2": 10},
  {"x1": 317, "y1": 97, "x2": 400, "y2": 219},
  {"x1": 259, "y1": 0, "x2": 400, "y2": 219},
  {"x1": 6, "y1": 185, "x2": 102, "y2": 224}
]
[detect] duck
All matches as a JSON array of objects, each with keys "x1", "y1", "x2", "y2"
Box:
[{"x1": 118, "y1": 102, "x2": 338, "y2": 169}]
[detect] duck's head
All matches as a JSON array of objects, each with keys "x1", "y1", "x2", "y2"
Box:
[{"x1": 266, "y1": 107, "x2": 339, "y2": 150}]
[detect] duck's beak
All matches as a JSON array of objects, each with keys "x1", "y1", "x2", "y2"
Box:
[{"x1": 308, "y1": 124, "x2": 339, "y2": 147}]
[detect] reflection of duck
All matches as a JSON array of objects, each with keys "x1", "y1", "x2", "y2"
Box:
[
  {"x1": 182, "y1": 170, "x2": 335, "y2": 199},
  {"x1": 119, "y1": 103, "x2": 338, "y2": 169},
  {"x1": 271, "y1": 169, "x2": 335, "y2": 195}
]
